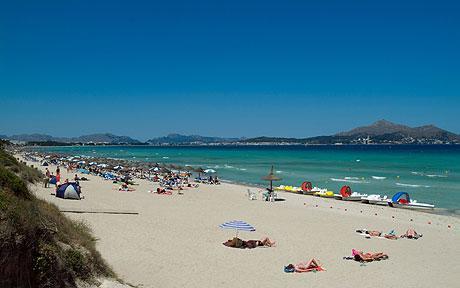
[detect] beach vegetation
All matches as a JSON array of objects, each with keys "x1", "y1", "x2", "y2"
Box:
[{"x1": 0, "y1": 146, "x2": 115, "y2": 288}]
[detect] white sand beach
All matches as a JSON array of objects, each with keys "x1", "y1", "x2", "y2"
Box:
[{"x1": 21, "y1": 156, "x2": 460, "y2": 288}]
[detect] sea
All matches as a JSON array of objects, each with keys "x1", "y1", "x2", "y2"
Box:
[{"x1": 32, "y1": 145, "x2": 460, "y2": 215}]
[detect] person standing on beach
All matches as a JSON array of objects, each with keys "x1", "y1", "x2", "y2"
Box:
[
  {"x1": 44, "y1": 168, "x2": 50, "y2": 188},
  {"x1": 56, "y1": 166, "x2": 61, "y2": 185}
]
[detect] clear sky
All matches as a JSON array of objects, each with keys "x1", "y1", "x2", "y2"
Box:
[{"x1": 1, "y1": 0, "x2": 459, "y2": 140}]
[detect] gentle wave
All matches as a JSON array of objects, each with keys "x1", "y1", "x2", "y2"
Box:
[
  {"x1": 162, "y1": 156, "x2": 169, "y2": 159},
  {"x1": 396, "y1": 183, "x2": 430, "y2": 188},
  {"x1": 372, "y1": 176, "x2": 386, "y2": 180},
  {"x1": 344, "y1": 176, "x2": 360, "y2": 180},
  {"x1": 426, "y1": 174, "x2": 447, "y2": 178},
  {"x1": 330, "y1": 178, "x2": 370, "y2": 184},
  {"x1": 411, "y1": 171, "x2": 447, "y2": 178}
]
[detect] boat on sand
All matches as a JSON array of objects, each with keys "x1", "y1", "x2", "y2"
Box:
[
  {"x1": 389, "y1": 192, "x2": 435, "y2": 210},
  {"x1": 361, "y1": 194, "x2": 390, "y2": 206}
]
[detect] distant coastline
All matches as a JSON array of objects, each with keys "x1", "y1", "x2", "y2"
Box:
[{"x1": 3, "y1": 119, "x2": 460, "y2": 146}]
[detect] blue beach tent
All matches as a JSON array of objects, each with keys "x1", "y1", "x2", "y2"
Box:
[
  {"x1": 49, "y1": 176, "x2": 57, "y2": 185},
  {"x1": 56, "y1": 182, "x2": 81, "y2": 200},
  {"x1": 77, "y1": 168, "x2": 90, "y2": 174},
  {"x1": 391, "y1": 192, "x2": 410, "y2": 204}
]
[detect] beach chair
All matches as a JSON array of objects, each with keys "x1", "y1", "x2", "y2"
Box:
[
  {"x1": 247, "y1": 189, "x2": 257, "y2": 200},
  {"x1": 270, "y1": 191, "x2": 278, "y2": 202}
]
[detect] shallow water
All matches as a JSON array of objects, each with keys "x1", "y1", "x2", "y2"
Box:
[{"x1": 33, "y1": 145, "x2": 460, "y2": 212}]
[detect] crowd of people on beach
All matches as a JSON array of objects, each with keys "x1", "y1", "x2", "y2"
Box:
[{"x1": 23, "y1": 151, "x2": 219, "y2": 196}]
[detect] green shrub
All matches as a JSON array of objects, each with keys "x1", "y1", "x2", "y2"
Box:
[{"x1": 0, "y1": 166, "x2": 31, "y2": 199}]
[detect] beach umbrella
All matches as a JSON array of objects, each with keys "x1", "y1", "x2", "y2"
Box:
[
  {"x1": 77, "y1": 160, "x2": 86, "y2": 164},
  {"x1": 160, "y1": 167, "x2": 171, "y2": 174},
  {"x1": 195, "y1": 167, "x2": 205, "y2": 178},
  {"x1": 89, "y1": 162, "x2": 98, "y2": 166},
  {"x1": 262, "y1": 165, "x2": 282, "y2": 191},
  {"x1": 204, "y1": 169, "x2": 216, "y2": 174},
  {"x1": 170, "y1": 164, "x2": 183, "y2": 173},
  {"x1": 219, "y1": 220, "x2": 255, "y2": 238},
  {"x1": 114, "y1": 165, "x2": 123, "y2": 170}
]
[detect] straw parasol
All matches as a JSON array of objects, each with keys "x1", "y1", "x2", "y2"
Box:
[
  {"x1": 195, "y1": 167, "x2": 205, "y2": 178},
  {"x1": 262, "y1": 165, "x2": 282, "y2": 191}
]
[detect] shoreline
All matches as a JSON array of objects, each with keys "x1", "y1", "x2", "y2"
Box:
[{"x1": 18, "y1": 147, "x2": 459, "y2": 217}]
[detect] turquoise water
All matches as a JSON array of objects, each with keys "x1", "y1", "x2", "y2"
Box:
[{"x1": 33, "y1": 145, "x2": 460, "y2": 213}]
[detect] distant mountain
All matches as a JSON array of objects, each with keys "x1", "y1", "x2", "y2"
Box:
[
  {"x1": 241, "y1": 120, "x2": 460, "y2": 145},
  {"x1": 5, "y1": 133, "x2": 141, "y2": 144},
  {"x1": 147, "y1": 133, "x2": 240, "y2": 145},
  {"x1": 8, "y1": 134, "x2": 55, "y2": 142},
  {"x1": 336, "y1": 120, "x2": 460, "y2": 141},
  {"x1": 336, "y1": 120, "x2": 411, "y2": 137}
]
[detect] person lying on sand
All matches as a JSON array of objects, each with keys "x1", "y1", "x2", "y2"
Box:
[
  {"x1": 223, "y1": 237, "x2": 276, "y2": 249},
  {"x1": 119, "y1": 182, "x2": 134, "y2": 191},
  {"x1": 152, "y1": 187, "x2": 172, "y2": 195},
  {"x1": 295, "y1": 258, "x2": 325, "y2": 272},
  {"x1": 356, "y1": 229, "x2": 398, "y2": 240},
  {"x1": 352, "y1": 249, "x2": 388, "y2": 262},
  {"x1": 284, "y1": 259, "x2": 325, "y2": 273},
  {"x1": 401, "y1": 228, "x2": 422, "y2": 239}
]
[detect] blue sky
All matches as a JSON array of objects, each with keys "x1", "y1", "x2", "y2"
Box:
[{"x1": 1, "y1": 0, "x2": 459, "y2": 140}]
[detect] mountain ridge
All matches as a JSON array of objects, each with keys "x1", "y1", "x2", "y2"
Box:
[
  {"x1": 3, "y1": 133, "x2": 141, "y2": 144},
  {"x1": 335, "y1": 119, "x2": 459, "y2": 141},
  {"x1": 1, "y1": 120, "x2": 459, "y2": 145}
]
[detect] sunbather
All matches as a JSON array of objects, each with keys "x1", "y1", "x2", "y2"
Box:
[
  {"x1": 356, "y1": 229, "x2": 398, "y2": 240},
  {"x1": 352, "y1": 249, "x2": 388, "y2": 262},
  {"x1": 223, "y1": 237, "x2": 276, "y2": 249},
  {"x1": 284, "y1": 259, "x2": 325, "y2": 273},
  {"x1": 401, "y1": 228, "x2": 422, "y2": 239},
  {"x1": 155, "y1": 187, "x2": 172, "y2": 195},
  {"x1": 295, "y1": 258, "x2": 325, "y2": 272}
]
